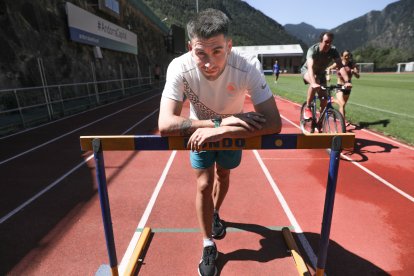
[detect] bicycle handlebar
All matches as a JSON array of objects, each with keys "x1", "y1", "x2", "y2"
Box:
[{"x1": 321, "y1": 84, "x2": 346, "y2": 90}]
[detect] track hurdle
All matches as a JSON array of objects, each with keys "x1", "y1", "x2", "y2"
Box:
[{"x1": 80, "y1": 133, "x2": 355, "y2": 275}]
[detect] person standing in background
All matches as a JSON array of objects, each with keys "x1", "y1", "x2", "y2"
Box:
[
  {"x1": 273, "y1": 60, "x2": 280, "y2": 83},
  {"x1": 154, "y1": 64, "x2": 161, "y2": 86}
]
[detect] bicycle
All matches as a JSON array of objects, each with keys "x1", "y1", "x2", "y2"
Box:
[{"x1": 300, "y1": 84, "x2": 346, "y2": 134}]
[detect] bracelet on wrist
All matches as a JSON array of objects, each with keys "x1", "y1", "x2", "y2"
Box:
[{"x1": 211, "y1": 117, "x2": 222, "y2": 128}]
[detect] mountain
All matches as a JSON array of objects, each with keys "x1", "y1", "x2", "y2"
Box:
[
  {"x1": 284, "y1": 23, "x2": 327, "y2": 47},
  {"x1": 284, "y1": 0, "x2": 414, "y2": 69},
  {"x1": 332, "y1": 0, "x2": 414, "y2": 68},
  {"x1": 141, "y1": 0, "x2": 304, "y2": 47},
  {"x1": 333, "y1": 0, "x2": 413, "y2": 52}
]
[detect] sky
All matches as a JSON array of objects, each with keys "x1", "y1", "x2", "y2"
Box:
[{"x1": 243, "y1": 0, "x2": 399, "y2": 29}]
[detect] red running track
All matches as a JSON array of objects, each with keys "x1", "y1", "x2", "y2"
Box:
[{"x1": 1, "y1": 89, "x2": 413, "y2": 275}]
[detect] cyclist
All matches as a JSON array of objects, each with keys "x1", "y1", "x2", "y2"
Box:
[
  {"x1": 326, "y1": 50, "x2": 360, "y2": 121},
  {"x1": 301, "y1": 32, "x2": 352, "y2": 120}
]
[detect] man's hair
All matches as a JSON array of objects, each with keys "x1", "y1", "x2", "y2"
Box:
[
  {"x1": 319, "y1": 31, "x2": 334, "y2": 42},
  {"x1": 187, "y1": 9, "x2": 230, "y2": 40}
]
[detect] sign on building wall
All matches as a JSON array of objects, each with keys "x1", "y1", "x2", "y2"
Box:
[{"x1": 66, "y1": 2, "x2": 137, "y2": 55}]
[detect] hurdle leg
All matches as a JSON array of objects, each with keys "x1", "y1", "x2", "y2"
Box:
[
  {"x1": 316, "y1": 136, "x2": 342, "y2": 276},
  {"x1": 93, "y1": 138, "x2": 119, "y2": 276}
]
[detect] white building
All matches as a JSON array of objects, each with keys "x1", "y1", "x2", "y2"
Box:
[
  {"x1": 232, "y1": 44, "x2": 304, "y2": 74},
  {"x1": 396, "y1": 62, "x2": 414, "y2": 73}
]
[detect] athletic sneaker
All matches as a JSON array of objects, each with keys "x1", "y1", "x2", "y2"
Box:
[
  {"x1": 212, "y1": 212, "x2": 226, "y2": 239},
  {"x1": 198, "y1": 244, "x2": 218, "y2": 276},
  {"x1": 303, "y1": 107, "x2": 312, "y2": 120}
]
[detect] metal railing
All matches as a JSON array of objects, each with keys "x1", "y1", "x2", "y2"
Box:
[{"x1": 0, "y1": 76, "x2": 163, "y2": 136}]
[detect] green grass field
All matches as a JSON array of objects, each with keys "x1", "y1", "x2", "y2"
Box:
[{"x1": 266, "y1": 73, "x2": 414, "y2": 146}]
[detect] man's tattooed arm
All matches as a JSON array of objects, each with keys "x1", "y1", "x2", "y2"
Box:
[{"x1": 180, "y1": 119, "x2": 193, "y2": 136}]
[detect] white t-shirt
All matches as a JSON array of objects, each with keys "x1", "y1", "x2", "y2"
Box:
[{"x1": 162, "y1": 49, "x2": 273, "y2": 120}]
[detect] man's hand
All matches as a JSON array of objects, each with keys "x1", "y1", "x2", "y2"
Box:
[
  {"x1": 311, "y1": 82, "x2": 320, "y2": 89},
  {"x1": 188, "y1": 127, "x2": 222, "y2": 151},
  {"x1": 187, "y1": 112, "x2": 266, "y2": 151},
  {"x1": 351, "y1": 69, "x2": 360, "y2": 79},
  {"x1": 224, "y1": 112, "x2": 266, "y2": 131}
]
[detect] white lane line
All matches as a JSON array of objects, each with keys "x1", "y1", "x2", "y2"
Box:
[
  {"x1": 122, "y1": 109, "x2": 159, "y2": 134},
  {"x1": 118, "y1": 150, "x2": 177, "y2": 275},
  {"x1": 347, "y1": 101, "x2": 414, "y2": 119},
  {"x1": 0, "y1": 155, "x2": 94, "y2": 224},
  {"x1": 0, "y1": 89, "x2": 157, "y2": 140},
  {"x1": 253, "y1": 150, "x2": 318, "y2": 268},
  {"x1": 277, "y1": 95, "x2": 414, "y2": 151},
  {"x1": 276, "y1": 94, "x2": 413, "y2": 119},
  {"x1": 0, "y1": 93, "x2": 161, "y2": 166},
  {"x1": 278, "y1": 97, "x2": 414, "y2": 202},
  {"x1": 359, "y1": 128, "x2": 414, "y2": 151},
  {"x1": 280, "y1": 114, "x2": 301, "y2": 129},
  {"x1": 341, "y1": 154, "x2": 414, "y2": 203},
  {"x1": 0, "y1": 109, "x2": 159, "y2": 224}
]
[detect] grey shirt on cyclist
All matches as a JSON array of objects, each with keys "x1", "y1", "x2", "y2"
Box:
[{"x1": 301, "y1": 43, "x2": 341, "y2": 78}]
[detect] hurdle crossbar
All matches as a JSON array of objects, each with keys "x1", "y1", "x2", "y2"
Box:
[{"x1": 80, "y1": 133, "x2": 355, "y2": 151}]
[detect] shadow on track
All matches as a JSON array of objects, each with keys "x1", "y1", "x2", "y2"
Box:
[
  {"x1": 354, "y1": 119, "x2": 390, "y2": 129},
  {"x1": 213, "y1": 221, "x2": 387, "y2": 275},
  {"x1": 299, "y1": 231, "x2": 390, "y2": 275},
  {"x1": 342, "y1": 137, "x2": 399, "y2": 162}
]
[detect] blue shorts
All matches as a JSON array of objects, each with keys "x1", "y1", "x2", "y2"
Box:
[{"x1": 190, "y1": 150, "x2": 242, "y2": 169}]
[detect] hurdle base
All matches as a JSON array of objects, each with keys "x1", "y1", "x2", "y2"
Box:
[
  {"x1": 282, "y1": 227, "x2": 312, "y2": 276},
  {"x1": 95, "y1": 264, "x2": 118, "y2": 276},
  {"x1": 123, "y1": 227, "x2": 152, "y2": 276}
]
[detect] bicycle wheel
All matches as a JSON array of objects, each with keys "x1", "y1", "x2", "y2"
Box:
[
  {"x1": 300, "y1": 102, "x2": 315, "y2": 133},
  {"x1": 321, "y1": 108, "x2": 346, "y2": 133}
]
